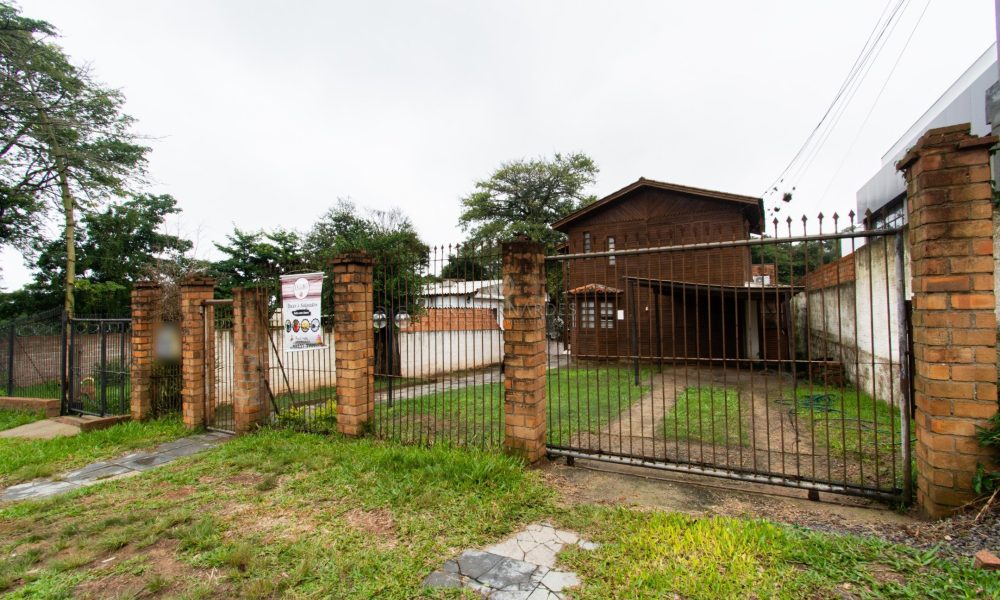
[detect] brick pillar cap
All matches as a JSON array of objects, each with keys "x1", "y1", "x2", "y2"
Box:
[
  {"x1": 180, "y1": 275, "x2": 216, "y2": 287},
  {"x1": 133, "y1": 280, "x2": 162, "y2": 290},
  {"x1": 896, "y1": 124, "x2": 998, "y2": 171},
  {"x1": 331, "y1": 251, "x2": 372, "y2": 265}
]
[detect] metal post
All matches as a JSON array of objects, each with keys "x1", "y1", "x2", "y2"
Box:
[
  {"x1": 895, "y1": 233, "x2": 913, "y2": 504},
  {"x1": 387, "y1": 309, "x2": 394, "y2": 407},
  {"x1": 630, "y1": 280, "x2": 640, "y2": 386},
  {"x1": 68, "y1": 319, "x2": 76, "y2": 413},
  {"x1": 99, "y1": 322, "x2": 108, "y2": 417},
  {"x1": 60, "y1": 312, "x2": 68, "y2": 414},
  {"x1": 5, "y1": 322, "x2": 14, "y2": 396}
]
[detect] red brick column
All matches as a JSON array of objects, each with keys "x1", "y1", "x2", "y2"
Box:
[
  {"x1": 180, "y1": 276, "x2": 215, "y2": 430},
  {"x1": 233, "y1": 287, "x2": 270, "y2": 433},
  {"x1": 130, "y1": 281, "x2": 161, "y2": 420},
  {"x1": 898, "y1": 123, "x2": 999, "y2": 517},
  {"x1": 502, "y1": 240, "x2": 547, "y2": 463},
  {"x1": 333, "y1": 254, "x2": 374, "y2": 436}
]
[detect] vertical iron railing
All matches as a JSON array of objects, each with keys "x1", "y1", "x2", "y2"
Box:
[{"x1": 544, "y1": 211, "x2": 912, "y2": 502}]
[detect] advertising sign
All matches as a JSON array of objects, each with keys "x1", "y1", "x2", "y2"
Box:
[{"x1": 280, "y1": 272, "x2": 325, "y2": 352}]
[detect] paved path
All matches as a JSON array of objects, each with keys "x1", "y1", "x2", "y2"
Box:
[
  {"x1": 1, "y1": 431, "x2": 230, "y2": 503},
  {"x1": 423, "y1": 522, "x2": 598, "y2": 599}
]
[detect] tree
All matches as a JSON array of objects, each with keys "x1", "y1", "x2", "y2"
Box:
[
  {"x1": 211, "y1": 227, "x2": 309, "y2": 298},
  {"x1": 457, "y1": 152, "x2": 598, "y2": 254},
  {"x1": 0, "y1": 3, "x2": 149, "y2": 314},
  {"x1": 304, "y1": 200, "x2": 428, "y2": 376},
  {"x1": 22, "y1": 194, "x2": 192, "y2": 315},
  {"x1": 439, "y1": 242, "x2": 500, "y2": 281}
]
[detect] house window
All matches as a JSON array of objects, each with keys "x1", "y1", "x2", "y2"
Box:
[
  {"x1": 607, "y1": 236, "x2": 616, "y2": 265},
  {"x1": 580, "y1": 300, "x2": 595, "y2": 329},
  {"x1": 583, "y1": 232, "x2": 592, "y2": 253},
  {"x1": 599, "y1": 300, "x2": 615, "y2": 329}
]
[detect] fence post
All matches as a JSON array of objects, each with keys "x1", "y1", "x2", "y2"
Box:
[
  {"x1": 232, "y1": 287, "x2": 269, "y2": 433},
  {"x1": 180, "y1": 276, "x2": 216, "y2": 430},
  {"x1": 897, "y1": 123, "x2": 999, "y2": 518},
  {"x1": 333, "y1": 253, "x2": 374, "y2": 436},
  {"x1": 501, "y1": 240, "x2": 547, "y2": 463}
]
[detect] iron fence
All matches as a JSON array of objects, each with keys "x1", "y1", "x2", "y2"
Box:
[
  {"x1": 0, "y1": 308, "x2": 65, "y2": 400},
  {"x1": 371, "y1": 244, "x2": 505, "y2": 448},
  {"x1": 67, "y1": 317, "x2": 132, "y2": 416},
  {"x1": 545, "y1": 212, "x2": 913, "y2": 502}
]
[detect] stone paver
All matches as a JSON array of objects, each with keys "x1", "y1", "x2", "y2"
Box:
[
  {"x1": 0, "y1": 431, "x2": 230, "y2": 502},
  {"x1": 0, "y1": 419, "x2": 82, "y2": 440},
  {"x1": 423, "y1": 522, "x2": 598, "y2": 599}
]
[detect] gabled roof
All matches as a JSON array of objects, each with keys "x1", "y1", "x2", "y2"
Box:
[{"x1": 551, "y1": 177, "x2": 764, "y2": 233}]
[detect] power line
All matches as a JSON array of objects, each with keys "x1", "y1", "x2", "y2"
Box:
[
  {"x1": 761, "y1": 0, "x2": 904, "y2": 200},
  {"x1": 817, "y1": 0, "x2": 932, "y2": 204}
]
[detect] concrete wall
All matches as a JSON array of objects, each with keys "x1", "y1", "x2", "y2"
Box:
[{"x1": 792, "y1": 231, "x2": 910, "y2": 404}]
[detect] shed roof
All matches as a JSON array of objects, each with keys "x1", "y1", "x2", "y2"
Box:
[{"x1": 552, "y1": 177, "x2": 764, "y2": 234}]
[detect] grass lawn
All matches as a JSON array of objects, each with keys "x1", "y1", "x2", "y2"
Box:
[
  {"x1": 0, "y1": 381, "x2": 61, "y2": 400},
  {"x1": 372, "y1": 366, "x2": 652, "y2": 447},
  {"x1": 661, "y1": 387, "x2": 748, "y2": 447},
  {"x1": 0, "y1": 416, "x2": 188, "y2": 487},
  {"x1": 0, "y1": 409, "x2": 46, "y2": 432},
  {"x1": 786, "y1": 383, "x2": 913, "y2": 487},
  {"x1": 0, "y1": 429, "x2": 993, "y2": 599}
]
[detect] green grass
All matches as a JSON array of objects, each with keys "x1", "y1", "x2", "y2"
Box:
[
  {"x1": 0, "y1": 429, "x2": 552, "y2": 598},
  {"x1": 0, "y1": 416, "x2": 188, "y2": 487},
  {"x1": 372, "y1": 366, "x2": 652, "y2": 447},
  {"x1": 661, "y1": 387, "x2": 748, "y2": 447},
  {"x1": 0, "y1": 409, "x2": 46, "y2": 432},
  {"x1": 557, "y1": 505, "x2": 997, "y2": 599},
  {"x1": 0, "y1": 381, "x2": 61, "y2": 400},
  {"x1": 0, "y1": 429, "x2": 992, "y2": 598}
]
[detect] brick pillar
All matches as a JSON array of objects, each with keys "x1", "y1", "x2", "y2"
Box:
[
  {"x1": 130, "y1": 281, "x2": 161, "y2": 420},
  {"x1": 333, "y1": 253, "x2": 374, "y2": 436},
  {"x1": 897, "y1": 123, "x2": 999, "y2": 518},
  {"x1": 180, "y1": 276, "x2": 215, "y2": 430},
  {"x1": 233, "y1": 287, "x2": 270, "y2": 433},
  {"x1": 502, "y1": 240, "x2": 547, "y2": 463}
]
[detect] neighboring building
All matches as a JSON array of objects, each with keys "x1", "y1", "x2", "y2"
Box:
[
  {"x1": 857, "y1": 43, "x2": 997, "y2": 228},
  {"x1": 551, "y1": 177, "x2": 794, "y2": 362},
  {"x1": 420, "y1": 279, "x2": 503, "y2": 329}
]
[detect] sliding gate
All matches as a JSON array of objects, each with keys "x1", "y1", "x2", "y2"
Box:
[{"x1": 546, "y1": 215, "x2": 913, "y2": 502}]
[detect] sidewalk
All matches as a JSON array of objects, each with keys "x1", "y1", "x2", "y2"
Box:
[{"x1": 1, "y1": 431, "x2": 230, "y2": 502}]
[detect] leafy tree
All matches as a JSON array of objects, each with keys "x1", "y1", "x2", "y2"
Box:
[
  {"x1": 458, "y1": 152, "x2": 598, "y2": 255},
  {"x1": 0, "y1": 3, "x2": 149, "y2": 314},
  {"x1": 304, "y1": 200, "x2": 429, "y2": 376},
  {"x1": 211, "y1": 227, "x2": 309, "y2": 298},
  {"x1": 439, "y1": 243, "x2": 500, "y2": 281},
  {"x1": 20, "y1": 194, "x2": 192, "y2": 315},
  {"x1": 750, "y1": 237, "x2": 841, "y2": 284}
]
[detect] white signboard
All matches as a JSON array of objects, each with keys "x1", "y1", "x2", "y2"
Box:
[{"x1": 280, "y1": 272, "x2": 325, "y2": 352}]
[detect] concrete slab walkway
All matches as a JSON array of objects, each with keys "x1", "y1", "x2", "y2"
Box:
[
  {"x1": 423, "y1": 522, "x2": 598, "y2": 599},
  {"x1": 1, "y1": 431, "x2": 230, "y2": 503}
]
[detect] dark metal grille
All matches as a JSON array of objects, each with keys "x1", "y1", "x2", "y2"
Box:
[
  {"x1": 67, "y1": 317, "x2": 132, "y2": 416},
  {"x1": 0, "y1": 308, "x2": 65, "y2": 400},
  {"x1": 546, "y1": 213, "x2": 913, "y2": 503},
  {"x1": 372, "y1": 245, "x2": 505, "y2": 448}
]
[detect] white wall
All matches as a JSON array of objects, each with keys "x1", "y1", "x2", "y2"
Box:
[{"x1": 792, "y1": 232, "x2": 909, "y2": 405}]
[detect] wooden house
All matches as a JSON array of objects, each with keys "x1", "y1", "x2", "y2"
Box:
[{"x1": 551, "y1": 178, "x2": 794, "y2": 363}]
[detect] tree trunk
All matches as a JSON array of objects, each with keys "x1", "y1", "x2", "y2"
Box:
[
  {"x1": 374, "y1": 325, "x2": 401, "y2": 377},
  {"x1": 57, "y1": 156, "x2": 75, "y2": 317}
]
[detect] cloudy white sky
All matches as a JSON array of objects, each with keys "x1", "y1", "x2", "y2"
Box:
[{"x1": 1, "y1": 0, "x2": 996, "y2": 288}]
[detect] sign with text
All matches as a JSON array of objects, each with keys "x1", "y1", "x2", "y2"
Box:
[{"x1": 280, "y1": 272, "x2": 325, "y2": 352}]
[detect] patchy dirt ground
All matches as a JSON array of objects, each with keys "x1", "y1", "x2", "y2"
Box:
[{"x1": 541, "y1": 456, "x2": 1000, "y2": 558}]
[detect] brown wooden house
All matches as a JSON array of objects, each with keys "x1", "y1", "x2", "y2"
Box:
[{"x1": 552, "y1": 178, "x2": 794, "y2": 363}]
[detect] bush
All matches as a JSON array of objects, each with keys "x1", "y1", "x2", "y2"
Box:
[{"x1": 274, "y1": 403, "x2": 337, "y2": 434}]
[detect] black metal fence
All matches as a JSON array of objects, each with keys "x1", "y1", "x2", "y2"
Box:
[
  {"x1": 206, "y1": 301, "x2": 236, "y2": 433},
  {"x1": 66, "y1": 317, "x2": 132, "y2": 416},
  {"x1": 371, "y1": 244, "x2": 505, "y2": 448},
  {"x1": 0, "y1": 308, "x2": 65, "y2": 399},
  {"x1": 545, "y1": 212, "x2": 913, "y2": 502}
]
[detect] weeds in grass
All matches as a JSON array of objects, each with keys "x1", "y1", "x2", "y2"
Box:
[
  {"x1": 255, "y1": 474, "x2": 279, "y2": 492},
  {"x1": 662, "y1": 387, "x2": 747, "y2": 447},
  {"x1": 145, "y1": 573, "x2": 169, "y2": 594}
]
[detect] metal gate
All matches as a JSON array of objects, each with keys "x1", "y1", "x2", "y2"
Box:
[
  {"x1": 66, "y1": 317, "x2": 132, "y2": 416},
  {"x1": 546, "y1": 214, "x2": 913, "y2": 502},
  {"x1": 204, "y1": 299, "x2": 236, "y2": 433}
]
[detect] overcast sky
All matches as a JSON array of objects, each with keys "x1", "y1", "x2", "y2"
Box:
[{"x1": 1, "y1": 0, "x2": 996, "y2": 288}]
